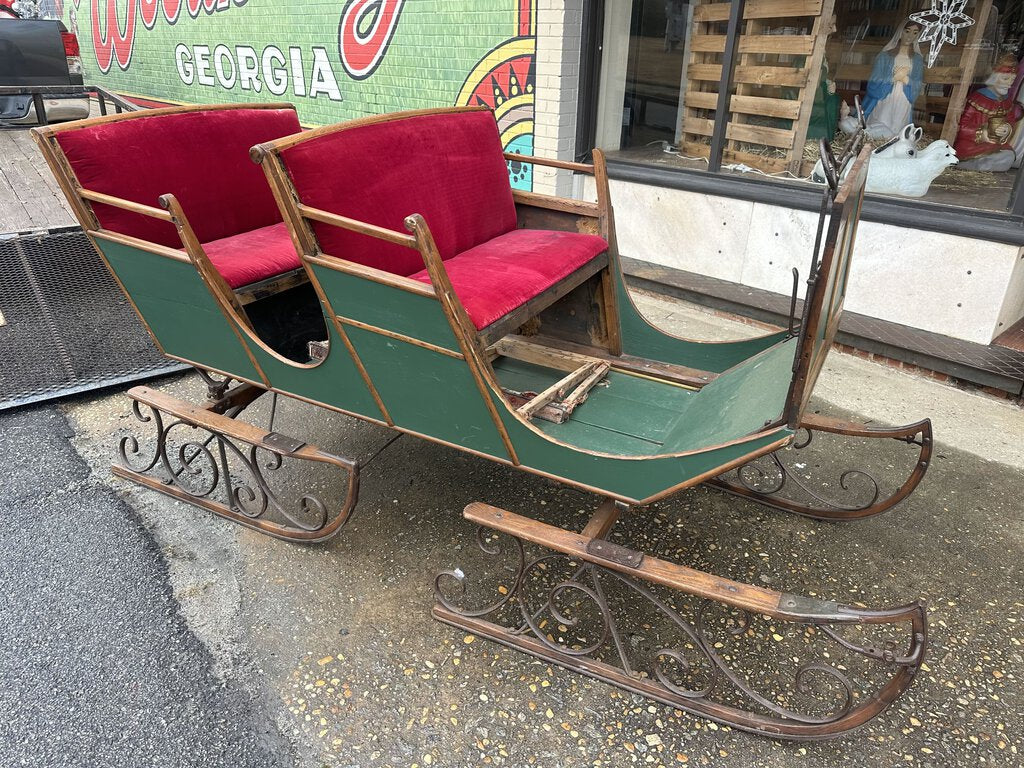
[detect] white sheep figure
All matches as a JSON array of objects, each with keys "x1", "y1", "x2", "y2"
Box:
[
  {"x1": 865, "y1": 139, "x2": 958, "y2": 197},
  {"x1": 812, "y1": 123, "x2": 921, "y2": 183},
  {"x1": 917, "y1": 138, "x2": 954, "y2": 158}
]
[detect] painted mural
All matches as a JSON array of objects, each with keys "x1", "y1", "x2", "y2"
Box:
[
  {"x1": 455, "y1": 0, "x2": 535, "y2": 189},
  {"x1": 65, "y1": 0, "x2": 536, "y2": 189}
]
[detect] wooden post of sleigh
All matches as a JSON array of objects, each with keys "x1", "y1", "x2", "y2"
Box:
[{"x1": 33, "y1": 104, "x2": 931, "y2": 739}]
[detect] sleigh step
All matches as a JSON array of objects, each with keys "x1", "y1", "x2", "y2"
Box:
[
  {"x1": 434, "y1": 501, "x2": 928, "y2": 740},
  {"x1": 113, "y1": 386, "x2": 360, "y2": 543},
  {"x1": 706, "y1": 414, "x2": 933, "y2": 521}
]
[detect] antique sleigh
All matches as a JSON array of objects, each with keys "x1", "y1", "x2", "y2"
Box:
[{"x1": 34, "y1": 103, "x2": 931, "y2": 739}]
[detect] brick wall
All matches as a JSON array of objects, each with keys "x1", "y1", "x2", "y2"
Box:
[{"x1": 66, "y1": 0, "x2": 577, "y2": 192}]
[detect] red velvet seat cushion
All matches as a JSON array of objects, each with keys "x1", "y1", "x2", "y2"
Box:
[
  {"x1": 199, "y1": 222, "x2": 301, "y2": 289},
  {"x1": 410, "y1": 230, "x2": 608, "y2": 330},
  {"x1": 280, "y1": 109, "x2": 517, "y2": 276},
  {"x1": 55, "y1": 108, "x2": 301, "y2": 248}
]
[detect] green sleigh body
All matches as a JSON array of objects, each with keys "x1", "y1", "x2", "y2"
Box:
[
  {"x1": 34, "y1": 103, "x2": 933, "y2": 739},
  {"x1": 99, "y1": 229, "x2": 796, "y2": 505}
]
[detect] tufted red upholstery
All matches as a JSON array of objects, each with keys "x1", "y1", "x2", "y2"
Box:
[
  {"x1": 409, "y1": 230, "x2": 609, "y2": 330},
  {"x1": 280, "y1": 109, "x2": 518, "y2": 276},
  {"x1": 277, "y1": 108, "x2": 610, "y2": 331},
  {"x1": 200, "y1": 222, "x2": 301, "y2": 288},
  {"x1": 56, "y1": 107, "x2": 301, "y2": 251}
]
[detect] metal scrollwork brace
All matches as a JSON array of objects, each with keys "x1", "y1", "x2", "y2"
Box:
[
  {"x1": 707, "y1": 417, "x2": 933, "y2": 521},
  {"x1": 114, "y1": 387, "x2": 360, "y2": 543},
  {"x1": 434, "y1": 526, "x2": 927, "y2": 740}
]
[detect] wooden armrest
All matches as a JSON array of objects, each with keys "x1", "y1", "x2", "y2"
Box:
[
  {"x1": 503, "y1": 152, "x2": 594, "y2": 174},
  {"x1": 297, "y1": 203, "x2": 418, "y2": 249},
  {"x1": 512, "y1": 189, "x2": 600, "y2": 218},
  {"x1": 79, "y1": 188, "x2": 174, "y2": 222}
]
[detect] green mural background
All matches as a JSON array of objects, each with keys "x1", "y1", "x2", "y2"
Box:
[{"x1": 65, "y1": 0, "x2": 536, "y2": 186}]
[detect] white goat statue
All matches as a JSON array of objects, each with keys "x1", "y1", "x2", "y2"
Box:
[
  {"x1": 811, "y1": 123, "x2": 958, "y2": 197},
  {"x1": 872, "y1": 124, "x2": 924, "y2": 159},
  {"x1": 865, "y1": 139, "x2": 958, "y2": 197}
]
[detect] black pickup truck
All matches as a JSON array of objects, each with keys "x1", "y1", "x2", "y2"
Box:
[{"x1": 0, "y1": 13, "x2": 89, "y2": 123}]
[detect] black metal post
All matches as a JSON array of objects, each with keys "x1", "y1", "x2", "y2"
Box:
[
  {"x1": 31, "y1": 92, "x2": 48, "y2": 126},
  {"x1": 575, "y1": 0, "x2": 606, "y2": 162},
  {"x1": 707, "y1": 0, "x2": 745, "y2": 173},
  {"x1": 1008, "y1": 161, "x2": 1024, "y2": 217}
]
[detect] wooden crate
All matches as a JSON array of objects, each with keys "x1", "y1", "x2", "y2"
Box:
[{"x1": 679, "y1": 0, "x2": 835, "y2": 174}]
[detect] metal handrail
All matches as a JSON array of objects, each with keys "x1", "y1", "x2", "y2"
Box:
[{"x1": 0, "y1": 83, "x2": 143, "y2": 125}]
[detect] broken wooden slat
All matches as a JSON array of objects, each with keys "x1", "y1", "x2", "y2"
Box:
[
  {"x1": 516, "y1": 361, "x2": 607, "y2": 420},
  {"x1": 562, "y1": 362, "x2": 611, "y2": 412},
  {"x1": 501, "y1": 388, "x2": 570, "y2": 424}
]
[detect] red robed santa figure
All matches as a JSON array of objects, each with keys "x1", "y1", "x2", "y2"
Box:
[{"x1": 954, "y1": 55, "x2": 1024, "y2": 171}]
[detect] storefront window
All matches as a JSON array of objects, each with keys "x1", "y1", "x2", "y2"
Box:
[{"x1": 599, "y1": 0, "x2": 1024, "y2": 214}]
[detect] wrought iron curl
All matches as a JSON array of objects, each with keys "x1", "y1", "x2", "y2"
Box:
[
  {"x1": 117, "y1": 406, "x2": 335, "y2": 532},
  {"x1": 793, "y1": 663, "x2": 855, "y2": 718},
  {"x1": 433, "y1": 527, "x2": 525, "y2": 618},
  {"x1": 117, "y1": 400, "x2": 162, "y2": 473},
  {"x1": 436, "y1": 528, "x2": 927, "y2": 735},
  {"x1": 695, "y1": 600, "x2": 855, "y2": 724},
  {"x1": 161, "y1": 421, "x2": 220, "y2": 498},
  {"x1": 517, "y1": 560, "x2": 610, "y2": 657},
  {"x1": 793, "y1": 427, "x2": 813, "y2": 450},
  {"x1": 214, "y1": 439, "x2": 329, "y2": 531},
  {"x1": 653, "y1": 648, "x2": 716, "y2": 699},
  {"x1": 736, "y1": 455, "x2": 786, "y2": 495},
  {"x1": 725, "y1": 426, "x2": 884, "y2": 512}
]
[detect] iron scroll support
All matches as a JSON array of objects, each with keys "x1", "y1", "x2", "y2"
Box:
[
  {"x1": 434, "y1": 500, "x2": 928, "y2": 740},
  {"x1": 705, "y1": 414, "x2": 933, "y2": 521},
  {"x1": 113, "y1": 384, "x2": 360, "y2": 543}
]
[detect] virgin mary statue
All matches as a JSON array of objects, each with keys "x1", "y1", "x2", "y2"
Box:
[{"x1": 861, "y1": 21, "x2": 925, "y2": 139}]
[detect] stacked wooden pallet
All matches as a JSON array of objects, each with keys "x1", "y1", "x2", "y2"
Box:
[{"x1": 679, "y1": 0, "x2": 835, "y2": 174}]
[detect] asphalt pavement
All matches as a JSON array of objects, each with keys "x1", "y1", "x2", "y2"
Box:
[
  {"x1": 1, "y1": 293, "x2": 1022, "y2": 767},
  {"x1": 0, "y1": 406, "x2": 292, "y2": 767}
]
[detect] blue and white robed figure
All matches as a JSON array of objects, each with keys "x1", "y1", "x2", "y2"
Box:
[{"x1": 862, "y1": 21, "x2": 925, "y2": 140}]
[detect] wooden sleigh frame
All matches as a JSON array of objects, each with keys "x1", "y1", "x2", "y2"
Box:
[{"x1": 34, "y1": 104, "x2": 931, "y2": 739}]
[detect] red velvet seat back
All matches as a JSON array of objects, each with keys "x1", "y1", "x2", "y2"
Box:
[
  {"x1": 280, "y1": 109, "x2": 517, "y2": 276},
  {"x1": 56, "y1": 107, "x2": 301, "y2": 248}
]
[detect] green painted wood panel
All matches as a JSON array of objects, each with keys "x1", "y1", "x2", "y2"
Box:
[
  {"x1": 613, "y1": 268, "x2": 788, "y2": 373},
  {"x1": 492, "y1": 391, "x2": 792, "y2": 503},
  {"x1": 310, "y1": 264, "x2": 459, "y2": 352},
  {"x1": 346, "y1": 326, "x2": 509, "y2": 459},
  {"x1": 660, "y1": 339, "x2": 796, "y2": 451},
  {"x1": 493, "y1": 341, "x2": 793, "y2": 458},
  {"x1": 246, "y1": 322, "x2": 383, "y2": 420},
  {"x1": 97, "y1": 240, "x2": 261, "y2": 381},
  {"x1": 492, "y1": 358, "x2": 690, "y2": 453}
]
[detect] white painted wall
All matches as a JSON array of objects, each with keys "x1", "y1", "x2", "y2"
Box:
[
  {"x1": 996, "y1": 246, "x2": 1024, "y2": 336},
  {"x1": 584, "y1": 177, "x2": 1024, "y2": 344},
  {"x1": 533, "y1": 0, "x2": 584, "y2": 196},
  {"x1": 594, "y1": 0, "x2": 631, "y2": 152}
]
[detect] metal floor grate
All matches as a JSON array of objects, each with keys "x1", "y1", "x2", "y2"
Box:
[{"x1": 0, "y1": 230, "x2": 185, "y2": 410}]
